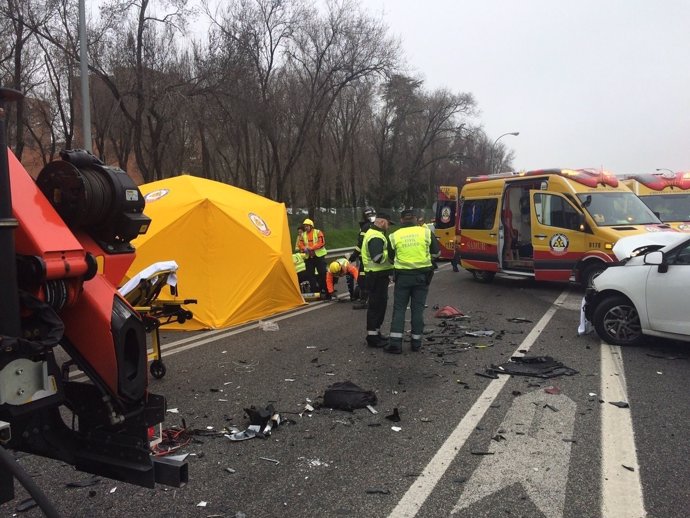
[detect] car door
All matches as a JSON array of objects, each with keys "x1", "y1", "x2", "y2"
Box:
[
  {"x1": 530, "y1": 190, "x2": 585, "y2": 282},
  {"x1": 645, "y1": 239, "x2": 690, "y2": 335}
]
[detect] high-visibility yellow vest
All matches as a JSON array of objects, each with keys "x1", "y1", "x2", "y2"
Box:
[
  {"x1": 302, "y1": 229, "x2": 327, "y2": 257},
  {"x1": 293, "y1": 253, "x2": 307, "y2": 273},
  {"x1": 389, "y1": 225, "x2": 432, "y2": 270},
  {"x1": 361, "y1": 228, "x2": 393, "y2": 273}
]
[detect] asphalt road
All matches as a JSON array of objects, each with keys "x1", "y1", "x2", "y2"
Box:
[{"x1": 2, "y1": 265, "x2": 689, "y2": 518}]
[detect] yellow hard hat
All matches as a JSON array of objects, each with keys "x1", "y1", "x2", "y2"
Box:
[
  {"x1": 303, "y1": 218, "x2": 314, "y2": 226},
  {"x1": 328, "y1": 261, "x2": 342, "y2": 274}
]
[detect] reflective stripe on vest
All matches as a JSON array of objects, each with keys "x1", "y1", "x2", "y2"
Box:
[
  {"x1": 390, "y1": 226, "x2": 432, "y2": 270},
  {"x1": 361, "y1": 228, "x2": 393, "y2": 273},
  {"x1": 293, "y1": 253, "x2": 306, "y2": 273},
  {"x1": 303, "y1": 229, "x2": 327, "y2": 257}
]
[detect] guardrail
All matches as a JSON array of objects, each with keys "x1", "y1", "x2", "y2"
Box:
[{"x1": 325, "y1": 247, "x2": 355, "y2": 260}]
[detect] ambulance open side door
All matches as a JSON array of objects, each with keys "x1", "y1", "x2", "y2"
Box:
[{"x1": 530, "y1": 190, "x2": 585, "y2": 282}]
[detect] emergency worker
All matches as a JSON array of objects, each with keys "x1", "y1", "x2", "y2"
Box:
[
  {"x1": 349, "y1": 207, "x2": 377, "y2": 309},
  {"x1": 297, "y1": 218, "x2": 328, "y2": 293},
  {"x1": 361, "y1": 212, "x2": 394, "y2": 347},
  {"x1": 325, "y1": 258, "x2": 359, "y2": 300},
  {"x1": 385, "y1": 209, "x2": 440, "y2": 353},
  {"x1": 292, "y1": 252, "x2": 314, "y2": 292}
]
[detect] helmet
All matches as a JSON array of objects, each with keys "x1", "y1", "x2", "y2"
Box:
[
  {"x1": 363, "y1": 207, "x2": 376, "y2": 223},
  {"x1": 303, "y1": 218, "x2": 314, "y2": 226},
  {"x1": 328, "y1": 261, "x2": 342, "y2": 274}
]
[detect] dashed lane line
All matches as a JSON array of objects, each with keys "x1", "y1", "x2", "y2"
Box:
[{"x1": 600, "y1": 343, "x2": 646, "y2": 518}]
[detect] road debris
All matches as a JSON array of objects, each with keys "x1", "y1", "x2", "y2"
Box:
[
  {"x1": 391, "y1": 426, "x2": 402, "y2": 432},
  {"x1": 483, "y1": 355, "x2": 578, "y2": 379},
  {"x1": 258, "y1": 320, "x2": 279, "y2": 331},
  {"x1": 366, "y1": 488, "x2": 391, "y2": 494},
  {"x1": 609, "y1": 401, "x2": 630, "y2": 408},
  {"x1": 434, "y1": 305, "x2": 464, "y2": 318},
  {"x1": 544, "y1": 386, "x2": 561, "y2": 395},
  {"x1": 322, "y1": 380, "x2": 377, "y2": 411},
  {"x1": 259, "y1": 457, "x2": 280, "y2": 464},
  {"x1": 507, "y1": 317, "x2": 533, "y2": 323},
  {"x1": 385, "y1": 408, "x2": 401, "y2": 422}
]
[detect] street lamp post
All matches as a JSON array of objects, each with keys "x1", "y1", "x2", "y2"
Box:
[{"x1": 489, "y1": 131, "x2": 519, "y2": 175}]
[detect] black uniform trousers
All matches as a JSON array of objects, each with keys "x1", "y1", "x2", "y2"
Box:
[{"x1": 365, "y1": 270, "x2": 392, "y2": 332}]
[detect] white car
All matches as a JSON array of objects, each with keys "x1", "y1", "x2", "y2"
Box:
[{"x1": 584, "y1": 232, "x2": 690, "y2": 346}]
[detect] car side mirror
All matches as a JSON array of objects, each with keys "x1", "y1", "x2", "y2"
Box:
[{"x1": 644, "y1": 250, "x2": 668, "y2": 273}]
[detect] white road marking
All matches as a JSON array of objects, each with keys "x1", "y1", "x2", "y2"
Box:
[
  {"x1": 600, "y1": 343, "x2": 646, "y2": 518},
  {"x1": 452, "y1": 390, "x2": 577, "y2": 517},
  {"x1": 388, "y1": 289, "x2": 570, "y2": 518},
  {"x1": 69, "y1": 297, "x2": 342, "y2": 382}
]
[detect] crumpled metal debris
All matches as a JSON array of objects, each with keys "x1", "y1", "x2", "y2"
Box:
[{"x1": 225, "y1": 404, "x2": 282, "y2": 441}]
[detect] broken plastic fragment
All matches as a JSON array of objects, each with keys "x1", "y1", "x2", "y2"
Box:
[
  {"x1": 609, "y1": 401, "x2": 630, "y2": 408},
  {"x1": 258, "y1": 320, "x2": 279, "y2": 331},
  {"x1": 622, "y1": 464, "x2": 635, "y2": 472},
  {"x1": 465, "y1": 330, "x2": 495, "y2": 337},
  {"x1": 385, "y1": 408, "x2": 401, "y2": 422},
  {"x1": 167, "y1": 408, "x2": 179, "y2": 414},
  {"x1": 366, "y1": 488, "x2": 391, "y2": 494},
  {"x1": 15, "y1": 498, "x2": 37, "y2": 512},
  {"x1": 197, "y1": 501, "x2": 208, "y2": 507},
  {"x1": 544, "y1": 386, "x2": 561, "y2": 395},
  {"x1": 225, "y1": 425, "x2": 260, "y2": 441},
  {"x1": 259, "y1": 456, "x2": 280, "y2": 464},
  {"x1": 391, "y1": 426, "x2": 402, "y2": 432},
  {"x1": 66, "y1": 477, "x2": 101, "y2": 488},
  {"x1": 507, "y1": 317, "x2": 533, "y2": 323},
  {"x1": 366, "y1": 405, "x2": 378, "y2": 414},
  {"x1": 434, "y1": 305, "x2": 464, "y2": 318}
]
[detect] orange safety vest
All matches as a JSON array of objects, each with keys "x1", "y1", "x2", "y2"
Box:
[{"x1": 298, "y1": 228, "x2": 327, "y2": 257}]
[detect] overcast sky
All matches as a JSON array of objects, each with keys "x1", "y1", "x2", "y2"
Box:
[{"x1": 363, "y1": 0, "x2": 690, "y2": 174}]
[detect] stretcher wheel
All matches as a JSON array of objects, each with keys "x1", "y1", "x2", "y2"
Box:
[{"x1": 150, "y1": 359, "x2": 166, "y2": 379}]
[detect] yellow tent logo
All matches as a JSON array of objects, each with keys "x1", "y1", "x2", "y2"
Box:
[
  {"x1": 549, "y1": 233, "x2": 569, "y2": 255},
  {"x1": 249, "y1": 212, "x2": 271, "y2": 236},
  {"x1": 144, "y1": 189, "x2": 169, "y2": 202}
]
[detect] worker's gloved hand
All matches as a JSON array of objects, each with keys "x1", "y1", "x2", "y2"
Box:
[{"x1": 304, "y1": 247, "x2": 311, "y2": 255}]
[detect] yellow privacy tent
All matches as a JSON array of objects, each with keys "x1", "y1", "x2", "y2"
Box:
[{"x1": 126, "y1": 175, "x2": 305, "y2": 329}]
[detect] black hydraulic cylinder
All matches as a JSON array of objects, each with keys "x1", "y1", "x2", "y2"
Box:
[{"x1": 0, "y1": 88, "x2": 24, "y2": 339}]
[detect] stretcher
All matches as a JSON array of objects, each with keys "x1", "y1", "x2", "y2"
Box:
[{"x1": 120, "y1": 262, "x2": 196, "y2": 378}]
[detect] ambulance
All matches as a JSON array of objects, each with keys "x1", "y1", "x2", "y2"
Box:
[
  {"x1": 433, "y1": 185, "x2": 459, "y2": 260},
  {"x1": 458, "y1": 168, "x2": 671, "y2": 286},
  {"x1": 622, "y1": 171, "x2": 690, "y2": 232}
]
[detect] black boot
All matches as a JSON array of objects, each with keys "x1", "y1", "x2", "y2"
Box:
[
  {"x1": 366, "y1": 334, "x2": 386, "y2": 348},
  {"x1": 411, "y1": 339, "x2": 422, "y2": 352},
  {"x1": 383, "y1": 338, "x2": 402, "y2": 354}
]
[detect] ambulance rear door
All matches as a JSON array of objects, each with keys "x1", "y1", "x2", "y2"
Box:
[{"x1": 530, "y1": 190, "x2": 585, "y2": 282}]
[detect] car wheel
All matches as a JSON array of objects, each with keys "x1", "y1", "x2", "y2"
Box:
[
  {"x1": 581, "y1": 262, "x2": 606, "y2": 288},
  {"x1": 471, "y1": 270, "x2": 495, "y2": 283},
  {"x1": 592, "y1": 295, "x2": 643, "y2": 346}
]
